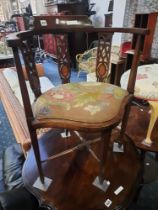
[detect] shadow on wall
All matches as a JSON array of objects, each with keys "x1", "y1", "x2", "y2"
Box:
[{"x1": 92, "y1": 15, "x2": 103, "y2": 27}]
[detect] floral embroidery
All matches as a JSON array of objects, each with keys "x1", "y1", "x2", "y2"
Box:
[
  {"x1": 84, "y1": 105, "x2": 101, "y2": 115},
  {"x1": 53, "y1": 94, "x2": 64, "y2": 99},
  {"x1": 100, "y1": 101, "x2": 110, "y2": 108},
  {"x1": 38, "y1": 106, "x2": 51, "y2": 116},
  {"x1": 49, "y1": 89, "x2": 74, "y2": 101},
  {"x1": 104, "y1": 86, "x2": 114, "y2": 94},
  {"x1": 121, "y1": 64, "x2": 158, "y2": 101},
  {"x1": 34, "y1": 82, "x2": 128, "y2": 123},
  {"x1": 144, "y1": 67, "x2": 151, "y2": 72},
  {"x1": 73, "y1": 91, "x2": 101, "y2": 108},
  {"x1": 48, "y1": 101, "x2": 71, "y2": 111},
  {"x1": 136, "y1": 74, "x2": 148, "y2": 80},
  {"x1": 114, "y1": 88, "x2": 126, "y2": 99}
]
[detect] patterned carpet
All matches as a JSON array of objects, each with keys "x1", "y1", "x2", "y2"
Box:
[
  {"x1": 42, "y1": 58, "x2": 87, "y2": 86},
  {"x1": 128, "y1": 153, "x2": 158, "y2": 210},
  {"x1": 0, "y1": 101, "x2": 16, "y2": 159}
]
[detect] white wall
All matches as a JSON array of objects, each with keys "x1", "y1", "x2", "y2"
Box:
[
  {"x1": 90, "y1": 0, "x2": 127, "y2": 45},
  {"x1": 112, "y1": 0, "x2": 127, "y2": 45},
  {"x1": 30, "y1": 0, "x2": 47, "y2": 15},
  {"x1": 30, "y1": 0, "x2": 37, "y2": 14},
  {"x1": 90, "y1": 0, "x2": 110, "y2": 26}
]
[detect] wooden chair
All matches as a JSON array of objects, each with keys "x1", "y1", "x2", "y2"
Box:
[{"x1": 7, "y1": 18, "x2": 148, "y2": 191}]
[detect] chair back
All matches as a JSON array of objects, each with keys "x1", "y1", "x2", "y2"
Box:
[{"x1": 6, "y1": 17, "x2": 148, "y2": 122}]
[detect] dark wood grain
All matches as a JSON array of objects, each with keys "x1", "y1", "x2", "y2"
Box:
[
  {"x1": 23, "y1": 129, "x2": 141, "y2": 210},
  {"x1": 131, "y1": 12, "x2": 158, "y2": 61}
]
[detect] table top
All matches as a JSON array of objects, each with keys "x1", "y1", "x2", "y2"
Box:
[
  {"x1": 121, "y1": 64, "x2": 158, "y2": 101},
  {"x1": 22, "y1": 129, "x2": 141, "y2": 210}
]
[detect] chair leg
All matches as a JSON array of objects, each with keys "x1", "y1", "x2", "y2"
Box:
[
  {"x1": 93, "y1": 129, "x2": 111, "y2": 192},
  {"x1": 118, "y1": 102, "x2": 132, "y2": 145},
  {"x1": 144, "y1": 101, "x2": 158, "y2": 145},
  {"x1": 30, "y1": 130, "x2": 45, "y2": 184},
  {"x1": 99, "y1": 129, "x2": 112, "y2": 184}
]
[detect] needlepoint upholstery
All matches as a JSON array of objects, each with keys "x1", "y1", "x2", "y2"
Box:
[
  {"x1": 121, "y1": 64, "x2": 158, "y2": 101},
  {"x1": 33, "y1": 82, "x2": 128, "y2": 123}
]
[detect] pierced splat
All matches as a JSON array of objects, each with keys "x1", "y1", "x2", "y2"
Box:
[
  {"x1": 20, "y1": 40, "x2": 41, "y2": 99},
  {"x1": 55, "y1": 34, "x2": 71, "y2": 84},
  {"x1": 96, "y1": 33, "x2": 113, "y2": 82}
]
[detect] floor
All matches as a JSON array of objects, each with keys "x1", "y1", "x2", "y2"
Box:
[
  {"x1": 42, "y1": 58, "x2": 87, "y2": 86},
  {"x1": 0, "y1": 101, "x2": 16, "y2": 158}
]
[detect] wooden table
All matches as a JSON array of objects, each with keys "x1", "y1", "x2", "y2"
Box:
[
  {"x1": 121, "y1": 64, "x2": 158, "y2": 148},
  {"x1": 126, "y1": 105, "x2": 158, "y2": 183},
  {"x1": 22, "y1": 129, "x2": 142, "y2": 210}
]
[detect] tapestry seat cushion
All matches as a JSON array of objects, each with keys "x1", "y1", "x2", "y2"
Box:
[
  {"x1": 121, "y1": 64, "x2": 158, "y2": 101},
  {"x1": 33, "y1": 82, "x2": 128, "y2": 124}
]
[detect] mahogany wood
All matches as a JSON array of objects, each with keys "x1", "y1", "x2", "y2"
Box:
[
  {"x1": 23, "y1": 129, "x2": 142, "y2": 210},
  {"x1": 132, "y1": 12, "x2": 158, "y2": 61},
  {"x1": 7, "y1": 25, "x2": 148, "y2": 185},
  {"x1": 124, "y1": 12, "x2": 158, "y2": 73},
  {"x1": 96, "y1": 33, "x2": 113, "y2": 82},
  {"x1": 104, "y1": 13, "x2": 113, "y2": 27},
  {"x1": 127, "y1": 35, "x2": 141, "y2": 94},
  {"x1": 30, "y1": 15, "x2": 93, "y2": 66},
  {"x1": 55, "y1": 34, "x2": 71, "y2": 83},
  {"x1": 45, "y1": 2, "x2": 89, "y2": 15},
  {"x1": 110, "y1": 58, "x2": 126, "y2": 86},
  {"x1": 20, "y1": 40, "x2": 41, "y2": 98}
]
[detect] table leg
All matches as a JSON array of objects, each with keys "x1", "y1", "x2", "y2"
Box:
[{"x1": 144, "y1": 101, "x2": 158, "y2": 145}]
